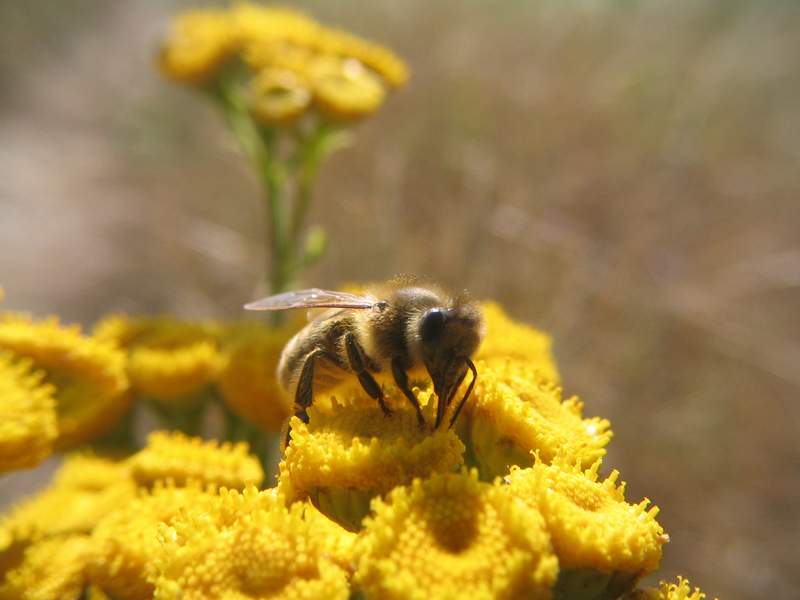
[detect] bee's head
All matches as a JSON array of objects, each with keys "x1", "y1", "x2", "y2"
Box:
[{"x1": 418, "y1": 301, "x2": 484, "y2": 411}]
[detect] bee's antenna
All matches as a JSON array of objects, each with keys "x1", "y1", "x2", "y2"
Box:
[{"x1": 448, "y1": 357, "x2": 477, "y2": 430}]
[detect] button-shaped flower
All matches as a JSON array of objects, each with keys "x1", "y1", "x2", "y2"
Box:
[
  {"x1": 128, "y1": 431, "x2": 263, "y2": 490},
  {"x1": 0, "y1": 314, "x2": 130, "y2": 447},
  {"x1": 278, "y1": 387, "x2": 464, "y2": 531},
  {"x1": 355, "y1": 470, "x2": 559, "y2": 600},
  {"x1": 465, "y1": 357, "x2": 611, "y2": 479}
]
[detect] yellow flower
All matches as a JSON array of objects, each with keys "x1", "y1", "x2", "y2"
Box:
[
  {"x1": 278, "y1": 386, "x2": 464, "y2": 531},
  {"x1": 505, "y1": 458, "x2": 668, "y2": 579},
  {"x1": 466, "y1": 357, "x2": 611, "y2": 479},
  {"x1": 218, "y1": 321, "x2": 298, "y2": 433},
  {"x1": 152, "y1": 485, "x2": 350, "y2": 600},
  {"x1": 300, "y1": 501, "x2": 358, "y2": 572},
  {"x1": 624, "y1": 576, "x2": 717, "y2": 600},
  {"x1": 0, "y1": 351, "x2": 57, "y2": 473},
  {"x1": 231, "y1": 2, "x2": 408, "y2": 87},
  {"x1": 128, "y1": 431, "x2": 263, "y2": 490},
  {"x1": 0, "y1": 455, "x2": 134, "y2": 566},
  {"x1": 355, "y1": 470, "x2": 559, "y2": 600},
  {"x1": 312, "y1": 59, "x2": 387, "y2": 121},
  {"x1": 0, "y1": 314, "x2": 130, "y2": 448},
  {"x1": 249, "y1": 68, "x2": 312, "y2": 125},
  {"x1": 314, "y1": 28, "x2": 409, "y2": 88},
  {"x1": 0, "y1": 535, "x2": 93, "y2": 600},
  {"x1": 476, "y1": 302, "x2": 560, "y2": 382},
  {"x1": 94, "y1": 315, "x2": 222, "y2": 404},
  {"x1": 232, "y1": 3, "x2": 321, "y2": 48},
  {"x1": 159, "y1": 9, "x2": 238, "y2": 85},
  {"x1": 89, "y1": 482, "x2": 221, "y2": 600}
]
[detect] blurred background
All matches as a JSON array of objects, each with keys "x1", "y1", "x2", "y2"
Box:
[{"x1": 1, "y1": 1, "x2": 799, "y2": 597}]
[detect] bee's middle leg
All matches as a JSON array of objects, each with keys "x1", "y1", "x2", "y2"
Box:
[{"x1": 345, "y1": 333, "x2": 392, "y2": 416}]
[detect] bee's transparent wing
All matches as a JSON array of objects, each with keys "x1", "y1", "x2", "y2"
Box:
[{"x1": 244, "y1": 288, "x2": 378, "y2": 312}]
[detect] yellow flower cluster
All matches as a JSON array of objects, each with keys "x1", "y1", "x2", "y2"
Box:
[
  {"x1": 0, "y1": 314, "x2": 130, "y2": 449},
  {"x1": 159, "y1": 2, "x2": 408, "y2": 123},
  {"x1": 152, "y1": 485, "x2": 351, "y2": 600},
  {"x1": 94, "y1": 315, "x2": 223, "y2": 404},
  {"x1": 0, "y1": 351, "x2": 56, "y2": 473},
  {"x1": 0, "y1": 301, "x2": 717, "y2": 599}
]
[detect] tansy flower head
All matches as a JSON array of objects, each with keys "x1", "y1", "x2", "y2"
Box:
[
  {"x1": 217, "y1": 321, "x2": 300, "y2": 432},
  {"x1": 278, "y1": 387, "x2": 464, "y2": 531},
  {"x1": 311, "y1": 58, "x2": 387, "y2": 121},
  {"x1": 88, "y1": 482, "x2": 220, "y2": 600},
  {"x1": 232, "y1": 3, "x2": 321, "y2": 48},
  {"x1": 505, "y1": 458, "x2": 668, "y2": 581},
  {"x1": 466, "y1": 358, "x2": 612, "y2": 479},
  {"x1": 0, "y1": 314, "x2": 129, "y2": 448},
  {"x1": 0, "y1": 535, "x2": 93, "y2": 600},
  {"x1": 0, "y1": 455, "x2": 134, "y2": 560},
  {"x1": 128, "y1": 430, "x2": 263, "y2": 489},
  {"x1": 159, "y1": 9, "x2": 238, "y2": 85},
  {"x1": 94, "y1": 315, "x2": 222, "y2": 404},
  {"x1": 249, "y1": 68, "x2": 312, "y2": 124},
  {"x1": 152, "y1": 485, "x2": 350, "y2": 600},
  {"x1": 476, "y1": 301, "x2": 560, "y2": 382},
  {"x1": 0, "y1": 351, "x2": 56, "y2": 473},
  {"x1": 355, "y1": 470, "x2": 559, "y2": 600},
  {"x1": 624, "y1": 576, "x2": 718, "y2": 600}
]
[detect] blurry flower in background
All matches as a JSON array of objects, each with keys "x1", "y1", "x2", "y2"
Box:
[
  {"x1": 93, "y1": 315, "x2": 222, "y2": 405},
  {"x1": 217, "y1": 320, "x2": 300, "y2": 433},
  {"x1": 0, "y1": 535, "x2": 94, "y2": 600},
  {"x1": 158, "y1": 2, "x2": 409, "y2": 296},
  {"x1": 0, "y1": 352, "x2": 56, "y2": 473},
  {"x1": 157, "y1": 9, "x2": 238, "y2": 85},
  {"x1": 0, "y1": 314, "x2": 130, "y2": 448},
  {"x1": 127, "y1": 430, "x2": 263, "y2": 489}
]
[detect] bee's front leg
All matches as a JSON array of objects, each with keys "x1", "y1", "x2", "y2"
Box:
[
  {"x1": 344, "y1": 333, "x2": 392, "y2": 417},
  {"x1": 391, "y1": 358, "x2": 426, "y2": 428}
]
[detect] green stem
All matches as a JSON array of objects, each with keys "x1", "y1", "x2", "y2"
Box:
[{"x1": 215, "y1": 79, "x2": 290, "y2": 296}]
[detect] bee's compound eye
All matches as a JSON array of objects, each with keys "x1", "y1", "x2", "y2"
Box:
[{"x1": 420, "y1": 309, "x2": 446, "y2": 342}]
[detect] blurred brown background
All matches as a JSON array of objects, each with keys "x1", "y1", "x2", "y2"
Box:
[{"x1": 1, "y1": 1, "x2": 799, "y2": 598}]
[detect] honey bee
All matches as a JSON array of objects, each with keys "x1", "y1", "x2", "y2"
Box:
[{"x1": 245, "y1": 280, "x2": 485, "y2": 444}]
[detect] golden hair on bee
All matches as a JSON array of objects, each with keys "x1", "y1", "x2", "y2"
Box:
[{"x1": 245, "y1": 278, "x2": 485, "y2": 446}]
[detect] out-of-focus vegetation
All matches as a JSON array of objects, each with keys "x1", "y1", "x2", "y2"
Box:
[{"x1": 1, "y1": 1, "x2": 798, "y2": 598}]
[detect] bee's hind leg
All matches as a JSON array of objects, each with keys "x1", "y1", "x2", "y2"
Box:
[
  {"x1": 345, "y1": 333, "x2": 392, "y2": 417},
  {"x1": 284, "y1": 347, "x2": 340, "y2": 448}
]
